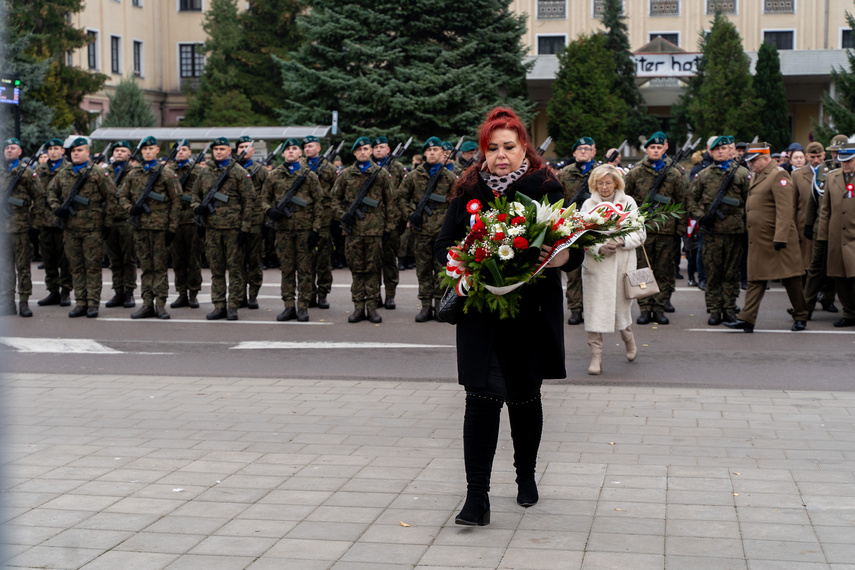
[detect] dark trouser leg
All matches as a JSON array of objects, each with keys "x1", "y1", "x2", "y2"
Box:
[
  {"x1": 739, "y1": 280, "x2": 766, "y2": 325},
  {"x1": 456, "y1": 392, "x2": 501, "y2": 525},
  {"x1": 276, "y1": 231, "x2": 297, "y2": 308},
  {"x1": 835, "y1": 277, "x2": 855, "y2": 319},
  {"x1": 313, "y1": 226, "x2": 333, "y2": 298},
  {"x1": 380, "y1": 228, "x2": 400, "y2": 299},
  {"x1": 638, "y1": 234, "x2": 675, "y2": 312},
  {"x1": 565, "y1": 266, "x2": 582, "y2": 311},
  {"x1": 804, "y1": 238, "x2": 832, "y2": 307},
  {"x1": 244, "y1": 230, "x2": 264, "y2": 298},
  {"x1": 782, "y1": 275, "x2": 810, "y2": 321}
]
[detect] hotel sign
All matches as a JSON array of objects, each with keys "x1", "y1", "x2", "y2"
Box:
[{"x1": 632, "y1": 53, "x2": 701, "y2": 77}]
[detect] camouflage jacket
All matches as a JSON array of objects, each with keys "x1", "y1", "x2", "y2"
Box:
[
  {"x1": 2, "y1": 162, "x2": 41, "y2": 233},
  {"x1": 398, "y1": 162, "x2": 456, "y2": 236},
  {"x1": 47, "y1": 162, "x2": 117, "y2": 232},
  {"x1": 190, "y1": 159, "x2": 255, "y2": 233},
  {"x1": 261, "y1": 163, "x2": 323, "y2": 233},
  {"x1": 300, "y1": 156, "x2": 338, "y2": 227},
  {"x1": 624, "y1": 156, "x2": 688, "y2": 236},
  {"x1": 118, "y1": 162, "x2": 180, "y2": 232},
  {"x1": 171, "y1": 159, "x2": 204, "y2": 225},
  {"x1": 557, "y1": 163, "x2": 593, "y2": 206},
  {"x1": 34, "y1": 159, "x2": 66, "y2": 227},
  {"x1": 242, "y1": 159, "x2": 269, "y2": 231},
  {"x1": 688, "y1": 162, "x2": 751, "y2": 234},
  {"x1": 377, "y1": 158, "x2": 407, "y2": 224},
  {"x1": 107, "y1": 162, "x2": 134, "y2": 221},
  {"x1": 332, "y1": 163, "x2": 397, "y2": 236}
]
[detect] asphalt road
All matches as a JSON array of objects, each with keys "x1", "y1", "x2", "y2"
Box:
[{"x1": 2, "y1": 264, "x2": 853, "y2": 390}]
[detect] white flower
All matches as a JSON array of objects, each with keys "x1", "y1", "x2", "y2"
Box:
[
  {"x1": 510, "y1": 202, "x2": 525, "y2": 216},
  {"x1": 498, "y1": 244, "x2": 514, "y2": 260},
  {"x1": 534, "y1": 199, "x2": 564, "y2": 224},
  {"x1": 508, "y1": 225, "x2": 525, "y2": 237},
  {"x1": 582, "y1": 211, "x2": 604, "y2": 225}
]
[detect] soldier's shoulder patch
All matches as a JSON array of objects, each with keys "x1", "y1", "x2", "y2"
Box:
[{"x1": 780, "y1": 179, "x2": 788, "y2": 186}]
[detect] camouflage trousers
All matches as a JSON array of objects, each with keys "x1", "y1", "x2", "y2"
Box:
[
  {"x1": 40, "y1": 226, "x2": 72, "y2": 293},
  {"x1": 311, "y1": 225, "x2": 333, "y2": 298},
  {"x1": 398, "y1": 226, "x2": 415, "y2": 257},
  {"x1": 565, "y1": 266, "x2": 583, "y2": 310},
  {"x1": 636, "y1": 233, "x2": 677, "y2": 311},
  {"x1": 206, "y1": 228, "x2": 245, "y2": 310},
  {"x1": 701, "y1": 232, "x2": 743, "y2": 313},
  {"x1": 380, "y1": 227, "x2": 400, "y2": 298},
  {"x1": 64, "y1": 229, "x2": 104, "y2": 307},
  {"x1": 171, "y1": 224, "x2": 202, "y2": 294},
  {"x1": 344, "y1": 235, "x2": 382, "y2": 309},
  {"x1": 414, "y1": 232, "x2": 442, "y2": 304},
  {"x1": 276, "y1": 229, "x2": 314, "y2": 309},
  {"x1": 105, "y1": 220, "x2": 137, "y2": 293},
  {"x1": 243, "y1": 228, "x2": 264, "y2": 298},
  {"x1": 0, "y1": 231, "x2": 33, "y2": 303},
  {"x1": 803, "y1": 237, "x2": 837, "y2": 307},
  {"x1": 135, "y1": 229, "x2": 169, "y2": 306}
]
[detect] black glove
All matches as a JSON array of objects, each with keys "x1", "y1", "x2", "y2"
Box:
[
  {"x1": 54, "y1": 206, "x2": 70, "y2": 219},
  {"x1": 408, "y1": 212, "x2": 423, "y2": 229},
  {"x1": 101, "y1": 226, "x2": 111, "y2": 240},
  {"x1": 341, "y1": 212, "x2": 356, "y2": 228},
  {"x1": 129, "y1": 204, "x2": 145, "y2": 217},
  {"x1": 804, "y1": 225, "x2": 813, "y2": 240},
  {"x1": 266, "y1": 208, "x2": 284, "y2": 221},
  {"x1": 306, "y1": 230, "x2": 320, "y2": 248},
  {"x1": 382, "y1": 230, "x2": 391, "y2": 244},
  {"x1": 194, "y1": 205, "x2": 208, "y2": 216},
  {"x1": 28, "y1": 227, "x2": 40, "y2": 241},
  {"x1": 236, "y1": 230, "x2": 248, "y2": 245},
  {"x1": 774, "y1": 242, "x2": 786, "y2": 251},
  {"x1": 698, "y1": 214, "x2": 714, "y2": 227},
  {"x1": 165, "y1": 230, "x2": 176, "y2": 247},
  {"x1": 397, "y1": 219, "x2": 407, "y2": 234}
]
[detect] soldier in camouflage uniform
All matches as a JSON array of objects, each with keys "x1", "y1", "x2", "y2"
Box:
[
  {"x1": 104, "y1": 141, "x2": 138, "y2": 309},
  {"x1": 373, "y1": 136, "x2": 406, "y2": 309},
  {"x1": 169, "y1": 139, "x2": 204, "y2": 309},
  {"x1": 624, "y1": 131, "x2": 688, "y2": 325},
  {"x1": 400, "y1": 136, "x2": 456, "y2": 321},
  {"x1": 688, "y1": 136, "x2": 751, "y2": 325},
  {"x1": 1, "y1": 138, "x2": 42, "y2": 317},
  {"x1": 118, "y1": 136, "x2": 180, "y2": 319},
  {"x1": 48, "y1": 137, "x2": 117, "y2": 318},
  {"x1": 34, "y1": 138, "x2": 72, "y2": 307},
  {"x1": 557, "y1": 136, "x2": 597, "y2": 325},
  {"x1": 453, "y1": 141, "x2": 478, "y2": 176},
  {"x1": 263, "y1": 138, "x2": 323, "y2": 321},
  {"x1": 301, "y1": 135, "x2": 336, "y2": 309},
  {"x1": 236, "y1": 136, "x2": 266, "y2": 310},
  {"x1": 192, "y1": 137, "x2": 255, "y2": 321},
  {"x1": 333, "y1": 136, "x2": 397, "y2": 323}
]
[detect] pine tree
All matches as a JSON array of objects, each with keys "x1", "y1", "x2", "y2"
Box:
[
  {"x1": 547, "y1": 34, "x2": 627, "y2": 157},
  {"x1": 669, "y1": 30, "x2": 707, "y2": 145},
  {"x1": 101, "y1": 77, "x2": 157, "y2": 128},
  {"x1": 601, "y1": 0, "x2": 658, "y2": 148},
  {"x1": 276, "y1": 0, "x2": 534, "y2": 144},
  {"x1": 813, "y1": 7, "x2": 855, "y2": 145},
  {"x1": 754, "y1": 42, "x2": 791, "y2": 150}
]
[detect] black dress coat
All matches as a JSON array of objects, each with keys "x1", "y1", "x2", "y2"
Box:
[{"x1": 434, "y1": 166, "x2": 585, "y2": 390}]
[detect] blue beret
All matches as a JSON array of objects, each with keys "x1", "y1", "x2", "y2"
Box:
[
  {"x1": 351, "y1": 136, "x2": 371, "y2": 152},
  {"x1": 422, "y1": 136, "x2": 442, "y2": 152},
  {"x1": 571, "y1": 137, "x2": 595, "y2": 152},
  {"x1": 644, "y1": 131, "x2": 667, "y2": 148}
]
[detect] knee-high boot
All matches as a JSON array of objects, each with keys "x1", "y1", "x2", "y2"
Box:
[
  {"x1": 587, "y1": 332, "x2": 603, "y2": 375},
  {"x1": 620, "y1": 326, "x2": 637, "y2": 362},
  {"x1": 456, "y1": 393, "x2": 502, "y2": 526},
  {"x1": 508, "y1": 396, "x2": 542, "y2": 507}
]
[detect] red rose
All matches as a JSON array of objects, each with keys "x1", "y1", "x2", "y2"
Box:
[
  {"x1": 511, "y1": 216, "x2": 525, "y2": 225},
  {"x1": 474, "y1": 247, "x2": 488, "y2": 262},
  {"x1": 492, "y1": 231, "x2": 505, "y2": 241},
  {"x1": 513, "y1": 236, "x2": 529, "y2": 249},
  {"x1": 472, "y1": 219, "x2": 486, "y2": 232},
  {"x1": 497, "y1": 213, "x2": 508, "y2": 223}
]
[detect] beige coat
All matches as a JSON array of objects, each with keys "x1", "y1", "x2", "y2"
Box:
[
  {"x1": 581, "y1": 190, "x2": 647, "y2": 333},
  {"x1": 790, "y1": 165, "x2": 813, "y2": 269},
  {"x1": 818, "y1": 168, "x2": 855, "y2": 278},
  {"x1": 745, "y1": 160, "x2": 804, "y2": 281}
]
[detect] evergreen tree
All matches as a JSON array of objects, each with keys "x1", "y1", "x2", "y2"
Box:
[
  {"x1": 547, "y1": 34, "x2": 626, "y2": 157},
  {"x1": 601, "y1": 0, "x2": 658, "y2": 148},
  {"x1": 754, "y1": 42, "x2": 791, "y2": 150},
  {"x1": 813, "y1": 7, "x2": 855, "y2": 144},
  {"x1": 669, "y1": 30, "x2": 707, "y2": 145},
  {"x1": 101, "y1": 77, "x2": 157, "y2": 128},
  {"x1": 276, "y1": 0, "x2": 533, "y2": 143}
]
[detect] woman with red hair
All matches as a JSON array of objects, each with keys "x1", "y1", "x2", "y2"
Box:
[{"x1": 435, "y1": 107, "x2": 584, "y2": 526}]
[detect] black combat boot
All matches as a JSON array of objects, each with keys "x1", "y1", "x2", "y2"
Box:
[
  {"x1": 68, "y1": 304, "x2": 87, "y2": 318},
  {"x1": 317, "y1": 295, "x2": 330, "y2": 309},
  {"x1": 652, "y1": 310, "x2": 669, "y2": 325},
  {"x1": 455, "y1": 394, "x2": 502, "y2": 526},
  {"x1": 636, "y1": 310, "x2": 652, "y2": 325},
  {"x1": 38, "y1": 290, "x2": 61, "y2": 306},
  {"x1": 277, "y1": 306, "x2": 296, "y2": 321},
  {"x1": 708, "y1": 312, "x2": 723, "y2": 326},
  {"x1": 18, "y1": 301, "x2": 33, "y2": 318},
  {"x1": 296, "y1": 308, "x2": 309, "y2": 322},
  {"x1": 247, "y1": 295, "x2": 259, "y2": 309},
  {"x1": 567, "y1": 310, "x2": 583, "y2": 325},
  {"x1": 155, "y1": 304, "x2": 171, "y2": 320},
  {"x1": 188, "y1": 291, "x2": 200, "y2": 309},
  {"x1": 367, "y1": 307, "x2": 382, "y2": 323},
  {"x1": 663, "y1": 300, "x2": 675, "y2": 313},
  {"x1": 348, "y1": 306, "x2": 365, "y2": 323},
  {"x1": 171, "y1": 292, "x2": 189, "y2": 308},
  {"x1": 508, "y1": 397, "x2": 542, "y2": 507},
  {"x1": 226, "y1": 308, "x2": 238, "y2": 321},
  {"x1": 384, "y1": 296, "x2": 396, "y2": 310},
  {"x1": 207, "y1": 307, "x2": 227, "y2": 320},
  {"x1": 131, "y1": 305, "x2": 155, "y2": 319},
  {"x1": 86, "y1": 305, "x2": 99, "y2": 318},
  {"x1": 415, "y1": 304, "x2": 433, "y2": 323},
  {"x1": 105, "y1": 290, "x2": 125, "y2": 308},
  {"x1": 59, "y1": 288, "x2": 71, "y2": 307},
  {"x1": 123, "y1": 290, "x2": 136, "y2": 308}
]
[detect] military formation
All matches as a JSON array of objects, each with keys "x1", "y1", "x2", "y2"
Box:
[{"x1": 3, "y1": 129, "x2": 854, "y2": 330}]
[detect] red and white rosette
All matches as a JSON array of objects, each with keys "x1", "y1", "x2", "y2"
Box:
[{"x1": 445, "y1": 247, "x2": 472, "y2": 296}]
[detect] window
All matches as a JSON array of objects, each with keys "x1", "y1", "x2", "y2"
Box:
[
  {"x1": 179, "y1": 0, "x2": 202, "y2": 10},
  {"x1": 133, "y1": 41, "x2": 143, "y2": 76},
  {"x1": 66, "y1": 51, "x2": 73, "y2": 66},
  {"x1": 110, "y1": 36, "x2": 121, "y2": 74},
  {"x1": 650, "y1": 0, "x2": 680, "y2": 16},
  {"x1": 764, "y1": 30, "x2": 794, "y2": 50},
  {"x1": 180, "y1": 43, "x2": 205, "y2": 78},
  {"x1": 650, "y1": 33, "x2": 680, "y2": 47},
  {"x1": 593, "y1": 0, "x2": 625, "y2": 18},
  {"x1": 87, "y1": 30, "x2": 98, "y2": 70},
  {"x1": 537, "y1": 0, "x2": 565, "y2": 19},
  {"x1": 843, "y1": 29, "x2": 854, "y2": 49},
  {"x1": 132, "y1": 0, "x2": 142, "y2": 5},
  {"x1": 706, "y1": 0, "x2": 736, "y2": 13},
  {"x1": 764, "y1": 0, "x2": 794, "y2": 13},
  {"x1": 537, "y1": 36, "x2": 566, "y2": 55}
]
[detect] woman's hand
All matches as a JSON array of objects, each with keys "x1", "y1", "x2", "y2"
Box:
[
  {"x1": 539, "y1": 244, "x2": 570, "y2": 267},
  {"x1": 599, "y1": 240, "x2": 618, "y2": 257}
]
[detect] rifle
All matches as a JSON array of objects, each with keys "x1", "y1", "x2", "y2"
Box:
[
  {"x1": 53, "y1": 149, "x2": 111, "y2": 229},
  {"x1": 605, "y1": 140, "x2": 627, "y2": 164},
  {"x1": 177, "y1": 141, "x2": 211, "y2": 208},
  {"x1": 341, "y1": 137, "x2": 413, "y2": 234},
  {"x1": 706, "y1": 162, "x2": 741, "y2": 224},
  {"x1": 265, "y1": 141, "x2": 344, "y2": 230},
  {"x1": 461, "y1": 151, "x2": 481, "y2": 170},
  {"x1": 645, "y1": 136, "x2": 701, "y2": 212},
  {"x1": 249, "y1": 142, "x2": 284, "y2": 179},
  {"x1": 128, "y1": 145, "x2": 180, "y2": 229},
  {"x1": 2, "y1": 144, "x2": 45, "y2": 218},
  {"x1": 194, "y1": 142, "x2": 253, "y2": 227},
  {"x1": 112, "y1": 140, "x2": 144, "y2": 188},
  {"x1": 536, "y1": 136, "x2": 553, "y2": 157},
  {"x1": 410, "y1": 136, "x2": 463, "y2": 232}
]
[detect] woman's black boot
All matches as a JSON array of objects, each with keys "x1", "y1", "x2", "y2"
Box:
[
  {"x1": 456, "y1": 394, "x2": 501, "y2": 526},
  {"x1": 508, "y1": 396, "x2": 542, "y2": 507}
]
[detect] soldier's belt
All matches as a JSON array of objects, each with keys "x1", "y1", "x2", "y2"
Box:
[
  {"x1": 73, "y1": 195, "x2": 90, "y2": 206},
  {"x1": 181, "y1": 194, "x2": 192, "y2": 203},
  {"x1": 429, "y1": 193, "x2": 446, "y2": 203},
  {"x1": 721, "y1": 196, "x2": 740, "y2": 207},
  {"x1": 289, "y1": 196, "x2": 308, "y2": 207},
  {"x1": 7, "y1": 197, "x2": 25, "y2": 208},
  {"x1": 361, "y1": 197, "x2": 379, "y2": 208},
  {"x1": 148, "y1": 191, "x2": 166, "y2": 202},
  {"x1": 213, "y1": 192, "x2": 229, "y2": 203},
  {"x1": 652, "y1": 195, "x2": 672, "y2": 204}
]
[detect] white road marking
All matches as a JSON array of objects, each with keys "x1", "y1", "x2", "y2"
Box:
[
  {"x1": 98, "y1": 318, "x2": 332, "y2": 326},
  {"x1": 31, "y1": 281, "x2": 418, "y2": 289},
  {"x1": 686, "y1": 328, "x2": 855, "y2": 335},
  {"x1": 232, "y1": 341, "x2": 454, "y2": 350},
  {"x1": 0, "y1": 337, "x2": 122, "y2": 353}
]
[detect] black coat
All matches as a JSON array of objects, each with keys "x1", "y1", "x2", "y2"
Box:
[{"x1": 434, "y1": 167, "x2": 585, "y2": 389}]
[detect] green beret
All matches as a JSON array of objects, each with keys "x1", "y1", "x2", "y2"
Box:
[
  {"x1": 461, "y1": 141, "x2": 478, "y2": 152},
  {"x1": 644, "y1": 131, "x2": 667, "y2": 148},
  {"x1": 441, "y1": 141, "x2": 454, "y2": 151},
  {"x1": 236, "y1": 135, "x2": 253, "y2": 148},
  {"x1": 302, "y1": 135, "x2": 320, "y2": 146},
  {"x1": 113, "y1": 140, "x2": 131, "y2": 150},
  {"x1": 283, "y1": 138, "x2": 301, "y2": 149},
  {"x1": 68, "y1": 137, "x2": 89, "y2": 150},
  {"x1": 140, "y1": 136, "x2": 158, "y2": 148},
  {"x1": 571, "y1": 137, "x2": 595, "y2": 152},
  {"x1": 3, "y1": 137, "x2": 22, "y2": 149},
  {"x1": 725, "y1": 135, "x2": 735, "y2": 144},
  {"x1": 173, "y1": 139, "x2": 191, "y2": 150},
  {"x1": 46, "y1": 138, "x2": 64, "y2": 148},
  {"x1": 422, "y1": 136, "x2": 442, "y2": 151},
  {"x1": 709, "y1": 136, "x2": 729, "y2": 150},
  {"x1": 351, "y1": 136, "x2": 371, "y2": 153},
  {"x1": 211, "y1": 137, "x2": 230, "y2": 148},
  {"x1": 371, "y1": 136, "x2": 388, "y2": 147}
]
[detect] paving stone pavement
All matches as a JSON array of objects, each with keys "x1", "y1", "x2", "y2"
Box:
[{"x1": 2, "y1": 373, "x2": 855, "y2": 569}]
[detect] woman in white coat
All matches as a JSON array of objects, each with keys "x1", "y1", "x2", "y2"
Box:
[{"x1": 581, "y1": 164, "x2": 647, "y2": 375}]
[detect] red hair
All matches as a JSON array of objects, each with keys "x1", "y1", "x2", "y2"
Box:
[{"x1": 454, "y1": 107, "x2": 546, "y2": 197}]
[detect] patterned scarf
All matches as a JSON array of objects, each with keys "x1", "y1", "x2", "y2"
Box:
[{"x1": 480, "y1": 159, "x2": 529, "y2": 196}]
